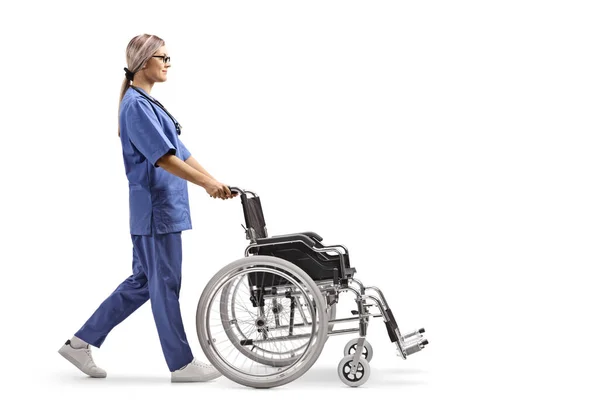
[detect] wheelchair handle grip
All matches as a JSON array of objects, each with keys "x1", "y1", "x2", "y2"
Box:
[{"x1": 228, "y1": 186, "x2": 258, "y2": 198}]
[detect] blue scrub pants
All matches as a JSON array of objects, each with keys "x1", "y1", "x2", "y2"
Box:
[{"x1": 74, "y1": 232, "x2": 194, "y2": 372}]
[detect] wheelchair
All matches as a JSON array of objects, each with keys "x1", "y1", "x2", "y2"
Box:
[{"x1": 196, "y1": 187, "x2": 428, "y2": 388}]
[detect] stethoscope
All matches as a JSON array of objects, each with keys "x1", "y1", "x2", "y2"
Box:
[{"x1": 131, "y1": 86, "x2": 182, "y2": 135}]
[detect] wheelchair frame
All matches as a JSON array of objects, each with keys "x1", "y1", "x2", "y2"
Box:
[{"x1": 196, "y1": 187, "x2": 428, "y2": 388}]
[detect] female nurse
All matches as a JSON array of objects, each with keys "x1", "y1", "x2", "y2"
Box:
[{"x1": 59, "y1": 33, "x2": 237, "y2": 382}]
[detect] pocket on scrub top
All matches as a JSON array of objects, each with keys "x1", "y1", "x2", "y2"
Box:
[
  {"x1": 155, "y1": 189, "x2": 188, "y2": 225},
  {"x1": 129, "y1": 186, "x2": 152, "y2": 227}
]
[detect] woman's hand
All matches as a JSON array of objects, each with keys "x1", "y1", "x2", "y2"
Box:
[{"x1": 206, "y1": 180, "x2": 237, "y2": 200}]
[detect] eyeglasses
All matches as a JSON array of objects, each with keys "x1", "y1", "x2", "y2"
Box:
[{"x1": 152, "y1": 55, "x2": 171, "y2": 64}]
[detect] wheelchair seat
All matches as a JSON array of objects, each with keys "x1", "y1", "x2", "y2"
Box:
[
  {"x1": 238, "y1": 190, "x2": 355, "y2": 283},
  {"x1": 250, "y1": 232, "x2": 355, "y2": 282}
]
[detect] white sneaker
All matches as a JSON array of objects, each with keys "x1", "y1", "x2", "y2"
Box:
[
  {"x1": 58, "y1": 340, "x2": 107, "y2": 378},
  {"x1": 171, "y1": 358, "x2": 222, "y2": 382}
]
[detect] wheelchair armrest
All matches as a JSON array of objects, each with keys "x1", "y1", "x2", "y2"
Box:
[
  {"x1": 300, "y1": 231, "x2": 323, "y2": 242},
  {"x1": 247, "y1": 236, "x2": 354, "y2": 282},
  {"x1": 255, "y1": 234, "x2": 316, "y2": 248},
  {"x1": 272, "y1": 231, "x2": 323, "y2": 243}
]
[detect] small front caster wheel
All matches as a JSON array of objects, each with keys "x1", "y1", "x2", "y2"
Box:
[
  {"x1": 343, "y1": 338, "x2": 373, "y2": 362},
  {"x1": 337, "y1": 355, "x2": 370, "y2": 387}
]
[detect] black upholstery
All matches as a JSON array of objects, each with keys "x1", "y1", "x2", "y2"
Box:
[
  {"x1": 241, "y1": 195, "x2": 267, "y2": 239},
  {"x1": 239, "y1": 191, "x2": 354, "y2": 285},
  {"x1": 249, "y1": 232, "x2": 355, "y2": 283},
  {"x1": 255, "y1": 233, "x2": 316, "y2": 248},
  {"x1": 272, "y1": 231, "x2": 323, "y2": 242}
]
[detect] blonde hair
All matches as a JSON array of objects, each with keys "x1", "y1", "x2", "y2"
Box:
[{"x1": 118, "y1": 34, "x2": 165, "y2": 136}]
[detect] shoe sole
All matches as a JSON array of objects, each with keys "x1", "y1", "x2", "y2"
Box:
[
  {"x1": 58, "y1": 347, "x2": 107, "y2": 378},
  {"x1": 171, "y1": 372, "x2": 221, "y2": 383}
]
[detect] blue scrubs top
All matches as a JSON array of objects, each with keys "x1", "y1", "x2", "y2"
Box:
[{"x1": 119, "y1": 86, "x2": 192, "y2": 235}]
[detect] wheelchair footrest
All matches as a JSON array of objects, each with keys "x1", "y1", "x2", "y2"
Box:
[
  {"x1": 403, "y1": 337, "x2": 429, "y2": 355},
  {"x1": 383, "y1": 307, "x2": 428, "y2": 358},
  {"x1": 397, "y1": 327, "x2": 428, "y2": 358}
]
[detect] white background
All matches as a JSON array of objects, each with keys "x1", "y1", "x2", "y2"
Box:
[{"x1": 1, "y1": 0, "x2": 599, "y2": 398}]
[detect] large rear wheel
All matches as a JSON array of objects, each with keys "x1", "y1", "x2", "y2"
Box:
[{"x1": 197, "y1": 255, "x2": 328, "y2": 388}]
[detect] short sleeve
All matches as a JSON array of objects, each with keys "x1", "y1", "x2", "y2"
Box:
[
  {"x1": 178, "y1": 138, "x2": 192, "y2": 161},
  {"x1": 125, "y1": 99, "x2": 176, "y2": 167}
]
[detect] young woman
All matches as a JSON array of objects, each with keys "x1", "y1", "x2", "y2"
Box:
[{"x1": 59, "y1": 33, "x2": 237, "y2": 382}]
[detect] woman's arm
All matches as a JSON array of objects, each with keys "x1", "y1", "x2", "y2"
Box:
[
  {"x1": 156, "y1": 154, "x2": 228, "y2": 198},
  {"x1": 184, "y1": 156, "x2": 216, "y2": 180}
]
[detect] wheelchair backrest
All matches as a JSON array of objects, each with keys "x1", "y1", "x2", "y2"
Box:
[{"x1": 240, "y1": 192, "x2": 268, "y2": 240}]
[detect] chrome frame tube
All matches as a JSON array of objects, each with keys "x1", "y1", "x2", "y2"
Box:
[
  {"x1": 243, "y1": 333, "x2": 312, "y2": 346},
  {"x1": 338, "y1": 285, "x2": 371, "y2": 338},
  {"x1": 348, "y1": 278, "x2": 365, "y2": 295},
  {"x1": 363, "y1": 286, "x2": 391, "y2": 310},
  {"x1": 339, "y1": 285, "x2": 362, "y2": 302},
  {"x1": 329, "y1": 315, "x2": 382, "y2": 324},
  {"x1": 363, "y1": 295, "x2": 386, "y2": 318},
  {"x1": 327, "y1": 328, "x2": 360, "y2": 336},
  {"x1": 268, "y1": 322, "x2": 315, "y2": 332},
  {"x1": 294, "y1": 295, "x2": 310, "y2": 325}
]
